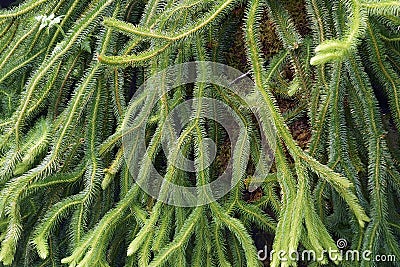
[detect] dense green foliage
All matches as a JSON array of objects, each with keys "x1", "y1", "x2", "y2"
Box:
[{"x1": 0, "y1": 0, "x2": 399, "y2": 266}]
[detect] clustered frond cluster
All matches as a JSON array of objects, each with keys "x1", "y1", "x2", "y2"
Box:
[{"x1": 0, "y1": 0, "x2": 399, "y2": 266}]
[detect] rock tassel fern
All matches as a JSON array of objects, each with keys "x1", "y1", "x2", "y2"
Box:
[{"x1": 0, "y1": 0, "x2": 399, "y2": 266}]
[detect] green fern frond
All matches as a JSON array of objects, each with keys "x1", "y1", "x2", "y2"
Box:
[{"x1": 1, "y1": 0, "x2": 399, "y2": 266}]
